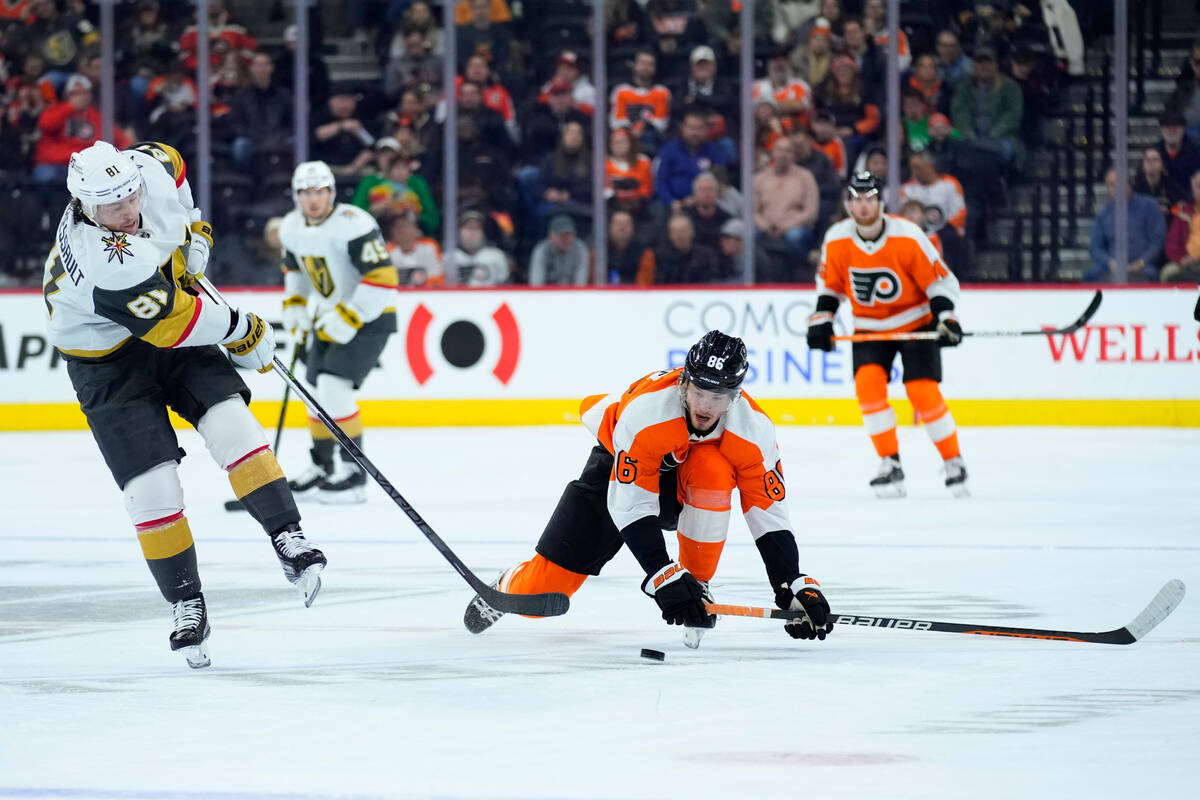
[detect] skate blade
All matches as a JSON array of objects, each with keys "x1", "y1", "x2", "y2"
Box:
[
  {"x1": 178, "y1": 640, "x2": 211, "y2": 669},
  {"x1": 948, "y1": 483, "x2": 970, "y2": 498},
  {"x1": 683, "y1": 626, "x2": 705, "y2": 649},
  {"x1": 297, "y1": 564, "x2": 324, "y2": 608},
  {"x1": 316, "y1": 487, "x2": 366, "y2": 505},
  {"x1": 873, "y1": 482, "x2": 906, "y2": 499}
]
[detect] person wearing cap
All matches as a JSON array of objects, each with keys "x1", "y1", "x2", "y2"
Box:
[
  {"x1": 529, "y1": 214, "x2": 591, "y2": 286},
  {"x1": 536, "y1": 49, "x2": 596, "y2": 115},
  {"x1": 717, "y1": 215, "x2": 785, "y2": 282},
  {"x1": 667, "y1": 45, "x2": 738, "y2": 131},
  {"x1": 453, "y1": 209, "x2": 510, "y2": 286},
  {"x1": 520, "y1": 77, "x2": 590, "y2": 166},
  {"x1": 752, "y1": 47, "x2": 815, "y2": 127},
  {"x1": 1155, "y1": 112, "x2": 1200, "y2": 195},
  {"x1": 949, "y1": 45, "x2": 1024, "y2": 165},
  {"x1": 352, "y1": 138, "x2": 439, "y2": 235},
  {"x1": 32, "y1": 74, "x2": 131, "y2": 183},
  {"x1": 312, "y1": 82, "x2": 376, "y2": 174},
  {"x1": 227, "y1": 51, "x2": 293, "y2": 172}
]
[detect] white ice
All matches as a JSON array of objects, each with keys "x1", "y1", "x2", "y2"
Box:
[{"x1": 0, "y1": 424, "x2": 1196, "y2": 799}]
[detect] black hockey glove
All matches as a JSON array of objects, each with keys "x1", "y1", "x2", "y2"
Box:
[
  {"x1": 806, "y1": 311, "x2": 835, "y2": 351},
  {"x1": 936, "y1": 313, "x2": 963, "y2": 347},
  {"x1": 642, "y1": 562, "x2": 715, "y2": 627},
  {"x1": 775, "y1": 575, "x2": 832, "y2": 641},
  {"x1": 1194, "y1": 291, "x2": 1200, "y2": 323}
]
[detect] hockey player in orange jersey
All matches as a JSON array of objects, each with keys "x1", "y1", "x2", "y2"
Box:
[
  {"x1": 463, "y1": 331, "x2": 833, "y2": 645},
  {"x1": 807, "y1": 172, "x2": 968, "y2": 498}
]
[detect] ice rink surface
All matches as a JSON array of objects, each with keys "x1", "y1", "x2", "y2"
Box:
[{"x1": 0, "y1": 424, "x2": 1196, "y2": 799}]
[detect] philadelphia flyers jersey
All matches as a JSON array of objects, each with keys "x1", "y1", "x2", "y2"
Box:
[
  {"x1": 279, "y1": 203, "x2": 399, "y2": 329},
  {"x1": 43, "y1": 142, "x2": 235, "y2": 359},
  {"x1": 817, "y1": 214, "x2": 960, "y2": 332},
  {"x1": 578, "y1": 368, "x2": 792, "y2": 538}
]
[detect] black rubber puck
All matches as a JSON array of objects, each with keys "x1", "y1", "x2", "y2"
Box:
[{"x1": 640, "y1": 648, "x2": 666, "y2": 661}]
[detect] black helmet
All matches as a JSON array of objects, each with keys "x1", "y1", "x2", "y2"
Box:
[
  {"x1": 683, "y1": 330, "x2": 748, "y2": 394},
  {"x1": 847, "y1": 171, "x2": 883, "y2": 199}
]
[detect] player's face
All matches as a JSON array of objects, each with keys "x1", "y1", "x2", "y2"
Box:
[
  {"x1": 684, "y1": 381, "x2": 736, "y2": 430},
  {"x1": 92, "y1": 186, "x2": 143, "y2": 233},
  {"x1": 846, "y1": 193, "x2": 882, "y2": 226},
  {"x1": 297, "y1": 186, "x2": 334, "y2": 221}
]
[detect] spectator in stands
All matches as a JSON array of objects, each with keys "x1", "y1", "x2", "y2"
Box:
[
  {"x1": 701, "y1": 0, "x2": 785, "y2": 55},
  {"x1": 386, "y1": 87, "x2": 442, "y2": 162},
  {"x1": 753, "y1": 97, "x2": 787, "y2": 170},
  {"x1": 606, "y1": 209, "x2": 651, "y2": 284},
  {"x1": 680, "y1": 171, "x2": 732, "y2": 253},
  {"x1": 1156, "y1": 113, "x2": 1200, "y2": 196},
  {"x1": 529, "y1": 214, "x2": 591, "y2": 286},
  {"x1": 638, "y1": 212, "x2": 721, "y2": 284},
  {"x1": 1007, "y1": 47, "x2": 1056, "y2": 149},
  {"x1": 145, "y1": 62, "x2": 198, "y2": 151},
  {"x1": 935, "y1": 29, "x2": 973, "y2": 85},
  {"x1": 1162, "y1": 170, "x2": 1200, "y2": 283},
  {"x1": 862, "y1": 0, "x2": 910, "y2": 72},
  {"x1": 1085, "y1": 167, "x2": 1166, "y2": 282},
  {"x1": 228, "y1": 51, "x2": 292, "y2": 173},
  {"x1": 901, "y1": 149, "x2": 969, "y2": 276},
  {"x1": 901, "y1": 87, "x2": 934, "y2": 151},
  {"x1": 2, "y1": 55, "x2": 53, "y2": 170},
  {"x1": 457, "y1": 113, "x2": 514, "y2": 216},
  {"x1": 667, "y1": 45, "x2": 737, "y2": 135},
  {"x1": 646, "y1": 0, "x2": 708, "y2": 77},
  {"x1": 1167, "y1": 40, "x2": 1200, "y2": 139},
  {"x1": 753, "y1": 48, "x2": 815, "y2": 130},
  {"x1": 538, "y1": 50, "x2": 596, "y2": 115},
  {"x1": 790, "y1": 17, "x2": 834, "y2": 89},
  {"x1": 794, "y1": 0, "x2": 843, "y2": 47},
  {"x1": 610, "y1": 49, "x2": 671, "y2": 155},
  {"x1": 179, "y1": 0, "x2": 256, "y2": 72},
  {"x1": 452, "y1": 0, "x2": 511, "y2": 27},
  {"x1": 536, "y1": 120, "x2": 592, "y2": 231},
  {"x1": 754, "y1": 136, "x2": 820, "y2": 260},
  {"x1": 854, "y1": 145, "x2": 889, "y2": 182},
  {"x1": 381, "y1": 207, "x2": 444, "y2": 287},
  {"x1": 118, "y1": 0, "x2": 175, "y2": 123},
  {"x1": 709, "y1": 165, "x2": 744, "y2": 218},
  {"x1": 386, "y1": 24, "x2": 442, "y2": 101},
  {"x1": 717, "y1": 217, "x2": 782, "y2": 283},
  {"x1": 522, "y1": 79, "x2": 590, "y2": 165},
  {"x1": 811, "y1": 109, "x2": 848, "y2": 178},
  {"x1": 454, "y1": 54, "x2": 518, "y2": 144},
  {"x1": 924, "y1": 111, "x2": 968, "y2": 175},
  {"x1": 900, "y1": 198, "x2": 942, "y2": 257},
  {"x1": 456, "y1": 78, "x2": 511, "y2": 158},
  {"x1": 211, "y1": 49, "x2": 248, "y2": 119},
  {"x1": 1134, "y1": 147, "x2": 1183, "y2": 227},
  {"x1": 840, "y1": 17, "x2": 885, "y2": 104},
  {"x1": 453, "y1": 209, "x2": 510, "y2": 285},
  {"x1": 32, "y1": 75, "x2": 130, "y2": 183},
  {"x1": 950, "y1": 46, "x2": 1023, "y2": 167},
  {"x1": 21, "y1": 0, "x2": 98, "y2": 93},
  {"x1": 354, "y1": 138, "x2": 439, "y2": 234},
  {"x1": 386, "y1": 1, "x2": 443, "y2": 61},
  {"x1": 455, "y1": 0, "x2": 512, "y2": 75},
  {"x1": 654, "y1": 107, "x2": 733, "y2": 207},
  {"x1": 605, "y1": 127, "x2": 654, "y2": 203},
  {"x1": 789, "y1": 126, "x2": 839, "y2": 231},
  {"x1": 274, "y1": 24, "x2": 330, "y2": 111},
  {"x1": 606, "y1": 0, "x2": 652, "y2": 53},
  {"x1": 311, "y1": 83, "x2": 376, "y2": 175},
  {"x1": 818, "y1": 55, "x2": 881, "y2": 164},
  {"x1": 908, "y1": 53, "x2": 952, "y2": 115}
]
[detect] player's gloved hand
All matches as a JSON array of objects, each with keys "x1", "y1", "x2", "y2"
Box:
[
  {"x1": 282, "y1": 294, "x2": 311, "y2": 336},
  {"x1": 314, "y1": 301, "x2": 363, "y2": 344},
  {"x1": 806, "y1": 311, "x2": 835, "y2": 351},
  {"x1": 182, "y1": 221, "x2": 213, "y2": 290},
  {"x1": 222, "y1": 308, "x2": 276, "y2": 373},
  {"x1": 775, "y1": 575, "x2": 833, "y2": 641},
  {"x1": 1193, "y1": 290, "x2": 1200, "y2": 322},
  {"x1": 642, "y1": 562, "x2": 716, "y2": 627},
  {"x1": 936, "y1": 311, "x2": 964, "y2": 347}
]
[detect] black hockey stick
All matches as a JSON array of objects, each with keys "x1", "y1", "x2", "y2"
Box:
[
  {"x1": 199, "y1": 278, "x2": 569, "y2": 618},
  {"x1": 707, "y1": 577, "x2": 1185, "y2": 645},
  {"x1": 835, "y1": 290, "x2": 1104, "y2": 342}
]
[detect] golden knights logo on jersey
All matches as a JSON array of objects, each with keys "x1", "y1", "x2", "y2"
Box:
[
  {"x1": 849, "y1": 267, "x2": 902, "y2": 306},
  {"x1": 101, "y1": 232, "x2": 134, "y2": 264}
]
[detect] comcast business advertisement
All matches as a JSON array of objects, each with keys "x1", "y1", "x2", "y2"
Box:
[{"x1": 1, "y1": 287, "x2": 1197, "y2": 428}]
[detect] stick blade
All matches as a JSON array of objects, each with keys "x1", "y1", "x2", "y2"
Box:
[
  {"x1": 483, "y1": 587, "x2": 570, "y2": 617},
  {"x1": 1123, "y1": 578, "x2": 1186, "y2": 642},
  {"x1": 1060, "y1": 289, "x2": 1103, "y2": 335}
]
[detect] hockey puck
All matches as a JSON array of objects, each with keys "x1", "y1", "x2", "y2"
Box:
[{"x1": 640, "y1": 648, "x2": 666, "y2": 661}]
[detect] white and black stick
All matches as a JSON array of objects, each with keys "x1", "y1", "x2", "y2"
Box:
[
  {"x1": 199, "y1": 278, "x2": 569, "y2": 618},
  {"x1": 708, "y1": 578, "x2": 1185, "y2": 645},
  {"x1": 835, "y1": 289, "x2": 1104, "y2": 343}
]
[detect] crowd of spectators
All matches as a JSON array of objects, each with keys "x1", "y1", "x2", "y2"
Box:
[{"x1": 0, "y1": 0, "x2": 1166, "y2": 288}]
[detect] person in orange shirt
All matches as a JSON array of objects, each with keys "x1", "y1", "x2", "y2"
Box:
[
  {"x1": 807, "y1": 172, "x2": 968, "y2": 498},
  {"x1": 463, "y1": 331, "x2": 834, "y2": 646}
]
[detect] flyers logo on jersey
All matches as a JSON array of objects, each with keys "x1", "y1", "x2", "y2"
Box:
[
  {"x1": 405, "y1": 301, "x2": 520, "y2": 385},
  {"x1": 849, "y1": 267, "x2": 902, "y2": 306}
]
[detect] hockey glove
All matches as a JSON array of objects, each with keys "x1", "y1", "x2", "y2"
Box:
[
  {"x1": 936, "y1": 312, "x2": 963, "y2": 347},
  {"x1": 315, "y1": 301, "x2": 364, "y2": 344},
  {"x1": 282, "y1": 294, "x2": 312, "y2": 336},
  {"x1": 222, "y1": 308, "x2": 276, "y2": 373},
  {"x1": 182, "y1": 221, "x2": 213, "y2": 290},
  {"x1": 1194, "y1": 291, "x2": 1200, "y2": 323},
  {"x1": 775, "y1": 575, "x2": 833, "y2": 641},
  {"x1": 806, "y1": 311, "x2": 835, "y2": 351},
  {"x1": 642, "y1": 562, "x2": 715, "y2": 627}
]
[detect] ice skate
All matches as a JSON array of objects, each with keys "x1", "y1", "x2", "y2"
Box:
[
  {"x1": 287, "y1": 447, "x2": 330, "y2": 497},
  {"x1": 870, "y1": 456, "x2": 906, "y2": 498},
  {"x1": 270, "y1": 525, "x2": 327, "y2": 607},
  {"x1": 169, "y1": 593, "x2": 211, "y2": 669},
  {"x1": 317, "y1": 459, "x2": 367, "y2": 505},
  {"x1": 464, "y1": 572, "x2": 507, "y2": 634},
  {"x1": 944, "y1": 456, "x2": 969, "y2": 498},
  {"x1": 683, "y1": 581, "x2": 718, "y2": 649}
]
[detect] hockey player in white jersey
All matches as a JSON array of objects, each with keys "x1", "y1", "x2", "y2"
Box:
[
  {"x1": 44, "y1": 140, "x2": 327, "y2": 668},
  {"x1": 279, "y1": 161, "x2": 399, "y2": 504}
]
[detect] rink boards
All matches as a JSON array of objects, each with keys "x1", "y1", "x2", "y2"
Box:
[{"x1": 1, "y1": 285, "x2": 1197, "y2": 430}]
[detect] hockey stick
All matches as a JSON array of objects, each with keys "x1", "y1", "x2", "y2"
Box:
[
  {"x1": 199, "y1": 278, "x2": 569, "y2": 618},
  {"x1": 225, "y1": 334, "x2": 305, "y2": 513},
  {"x1": 706, "y1": 578, "x2": 1184, "y2": 645},
  {"x1": 833, "y1": 289, "x2": 1103, "y2": 343}
]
